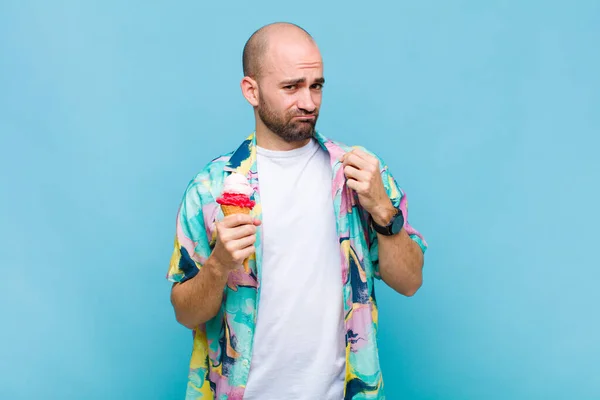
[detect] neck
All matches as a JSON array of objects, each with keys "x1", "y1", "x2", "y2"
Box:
[{"x1": 255, "y1": 119, "x2": 311, "y2": 151}]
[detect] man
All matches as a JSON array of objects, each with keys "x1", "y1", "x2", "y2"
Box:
[{"x1": 167, "y1": 22, "x2": 427, "y2": 400}]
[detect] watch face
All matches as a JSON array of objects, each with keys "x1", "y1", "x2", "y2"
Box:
[{"x1": 391, "y1": 211, "x2": 404, "y2": 234}]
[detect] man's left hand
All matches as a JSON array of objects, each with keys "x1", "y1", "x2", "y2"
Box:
[{"x1": 341, "y1": 148, "x2": 396, "y2": 226}]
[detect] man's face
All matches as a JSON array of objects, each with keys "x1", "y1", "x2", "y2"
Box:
[{"x1": 256, "y1": 40, "x2": 324, "y2": 143}]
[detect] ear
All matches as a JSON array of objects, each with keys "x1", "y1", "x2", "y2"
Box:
[{"x1": 241, "y1": 76, "x2": 259, "y2": 107}]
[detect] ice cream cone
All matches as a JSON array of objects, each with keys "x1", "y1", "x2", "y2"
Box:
[
  {"x1": 217, "y1": 173, "x2": 256, "y2": 275},
  {"x1": 220, "y1": 204, "x2": 251, "y2": 216}
]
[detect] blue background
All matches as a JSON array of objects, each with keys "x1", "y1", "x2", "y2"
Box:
[{"x1": 1, "y1": 1, "x2": 598, "y2": 399}]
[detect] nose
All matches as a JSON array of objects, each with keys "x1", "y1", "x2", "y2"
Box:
[{"x1": 297, "y1": 88, "x2": 317, "y2": 113}]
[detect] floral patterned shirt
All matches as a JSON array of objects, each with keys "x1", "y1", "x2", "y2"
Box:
[{"x1": 167, "y1": 131, "x2": 427, "y2": 399}]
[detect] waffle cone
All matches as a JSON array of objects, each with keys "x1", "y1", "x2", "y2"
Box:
[
  {"x1": 221, "y1": 204, "x2": 251, "y2": 216},
  {"x1": 220, "y1": 204, "x2": 253, "y2": 273}
]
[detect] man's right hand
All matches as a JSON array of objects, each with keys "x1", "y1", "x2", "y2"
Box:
[
  {"x1": 210, "y1": 214, "x2": 261, "y2": 273},
  {"x1": 172, "y1": 213, "x2": 260, "y2": 328}
]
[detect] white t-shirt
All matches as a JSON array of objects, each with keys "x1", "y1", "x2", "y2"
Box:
[{"x1": 243, "y1": 138, "x2": 346, "y2": 400}]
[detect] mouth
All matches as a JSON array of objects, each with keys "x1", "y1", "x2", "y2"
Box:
[{"x1": 292, "y1": 115, "x2": 316, "y2": 121}]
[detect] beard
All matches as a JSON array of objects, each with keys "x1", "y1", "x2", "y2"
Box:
[{"x1": 257, "y1": 96, "x2": 318, "y2": 143}]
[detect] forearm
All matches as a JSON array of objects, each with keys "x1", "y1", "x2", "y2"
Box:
[
  {"x1": 170, "y1": 255, "x2": 229, "y2": 329},
  {"x1": 372, "y1": 205, "x2": 424, "y2": 296}
]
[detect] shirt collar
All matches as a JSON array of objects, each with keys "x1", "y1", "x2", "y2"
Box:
[{"x1": 224, "y1": 131, "x2": 345, "y2": 175}]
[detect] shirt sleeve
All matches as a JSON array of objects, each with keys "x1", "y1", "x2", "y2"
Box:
[
  {"x1": 367, "y1": 157, "x2": 428, "y2": 279},
  {"x1": 166, "y1": 179, "x2": 213, "y2": 284}
]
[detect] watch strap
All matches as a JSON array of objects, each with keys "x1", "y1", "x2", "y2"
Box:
[{"x1": 370, "y1": 209, "x2": 401, "y2": 236}]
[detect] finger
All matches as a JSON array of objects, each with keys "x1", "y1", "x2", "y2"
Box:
[
  {"x1": 221, "y1": 223, "x2": 257, "y2": 241},
  {"x1": 223, "y1": 235, "x2": 256, "y2": 260},
  {"x1": 346, "y1": 178, "x2": 367, "y2": 193},
  {"x1": 343, "y1": 165, "x2": 369, "y2": 181},
  {"x1": 234, "y1": 245, "x2": 256, "y2": 263},
  {"x1": 227, "y1": 234, "x2": 257, "y2": 253},
  {"x1": 350, "y1": 149, "x2": 381, "y2": 172},
  {"x1": 342, "y1": 151, "x2": 371, "y2": 171},
  {"x1": 220, "y1": 213, "x2": 254, "y2": 228},
  {"x1": 352, "y1": 147, "x2": 379, "y2": 164}
]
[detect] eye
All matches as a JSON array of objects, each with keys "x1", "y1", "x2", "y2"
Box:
[
  {"x1": 283, "y1": 85, "x2": 297, "y2": 90},
  {"x1": 311, "y1": 83, "x2": 323, "y2": 90}
]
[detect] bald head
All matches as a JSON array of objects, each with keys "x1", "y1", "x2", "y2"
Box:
[{"x1": 242, "y1": 22, "x2": 316, "y2": 79}]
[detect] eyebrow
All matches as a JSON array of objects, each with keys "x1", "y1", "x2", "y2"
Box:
[{"x1": 280, "y1": 77, "x2": 326, "y2": 86}]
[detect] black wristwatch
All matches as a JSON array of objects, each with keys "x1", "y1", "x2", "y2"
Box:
[{"x1": 370, "y1": 209, "x2": 404, "y2": 236}]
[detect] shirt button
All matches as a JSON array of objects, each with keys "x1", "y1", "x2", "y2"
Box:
[{"x1": 242, "y1": 359, "x2": 249, "y2": 367}]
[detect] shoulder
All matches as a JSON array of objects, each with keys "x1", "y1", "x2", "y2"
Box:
[
  {"x1": 325, "y1": 135, "x2": 386, "y2": 166},
  {"x1": 182, "y1": 150, "x2": 233, "y2": 201},
  {"x1": 196, "y1": 151, "x2": 233, "y2": 181},
  {"x1": 319, "y1": 132, "x2": 379, "y2": 157}
]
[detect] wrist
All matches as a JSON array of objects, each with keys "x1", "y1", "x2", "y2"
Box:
[
  {"x1": 370, "y1": 202, "x2": 398, "y2": 227},
  {"x1": 206, "y1": 256, "x2": 230, "y2": 281}
]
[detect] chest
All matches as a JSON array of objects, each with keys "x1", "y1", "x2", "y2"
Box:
[{"x1": 256, "y1": 148, "x2": 336, "y2": 236}]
